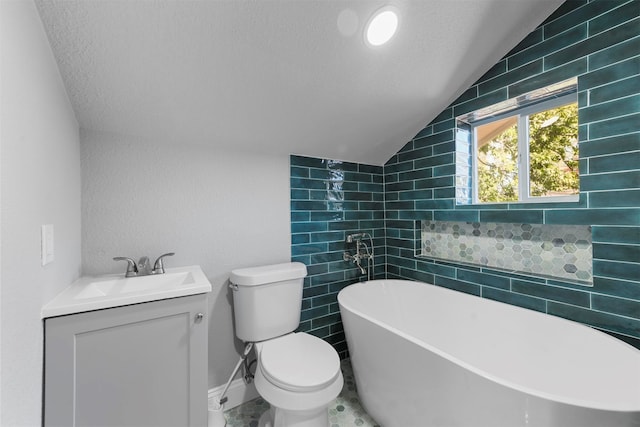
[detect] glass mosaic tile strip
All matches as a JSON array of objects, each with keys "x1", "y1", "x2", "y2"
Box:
[{"x1": 420, "y1": 221, "x2": 593, "y2": 285}]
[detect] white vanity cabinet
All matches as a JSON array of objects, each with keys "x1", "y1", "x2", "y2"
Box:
[{"x1": 44, "y1": 293, "x2": 208, "y2": 427}]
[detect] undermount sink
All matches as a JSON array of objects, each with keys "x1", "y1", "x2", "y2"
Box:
[{"x1": 42, "y1": 265, "x2": 212, "y2": 318}]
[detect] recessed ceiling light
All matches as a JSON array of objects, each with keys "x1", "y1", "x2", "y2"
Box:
[{"x1": 365, "y1": 6, "x2": 399, "y2": 47}]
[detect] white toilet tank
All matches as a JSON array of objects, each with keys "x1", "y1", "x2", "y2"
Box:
[{"x1": 230, "y1": 262, "x2": 307, "y2": 342}]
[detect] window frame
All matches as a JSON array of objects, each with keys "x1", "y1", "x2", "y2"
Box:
[{"x1": 471, "y1": 93, "x2": 579, "y2": 205}]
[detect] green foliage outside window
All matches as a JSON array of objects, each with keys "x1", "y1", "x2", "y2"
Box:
[
  {"x1": 477, "y1": 103, "x2": 579, "y2": 203},
  {"x1": 477, "y1": 122, "x2": 519, "y2": 202}
]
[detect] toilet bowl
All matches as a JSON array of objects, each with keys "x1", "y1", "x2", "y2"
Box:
[
  {"x1": 254, "y1": 332, "x2": 343, "y2": 427},
  {"x1": 229, "y1": 263, "x2": 344, "y2": 427}
]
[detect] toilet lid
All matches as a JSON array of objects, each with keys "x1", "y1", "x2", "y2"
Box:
[{"x1": 259, "y1": 333, "x2": 341, "y2": 393}]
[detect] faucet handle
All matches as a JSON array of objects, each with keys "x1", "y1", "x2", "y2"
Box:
[
  {"x1": 113, "y1": 257, "x2": 138, "y2": 277},
  {"x1": 152, "y1": 252, "x2": 175, "y2": 274}
]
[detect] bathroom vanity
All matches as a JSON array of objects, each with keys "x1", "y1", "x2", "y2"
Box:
[{"x1": 42, "y1": 266, "x2": 212, "y2": 427}]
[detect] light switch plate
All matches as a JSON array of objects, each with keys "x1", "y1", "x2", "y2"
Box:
[{"x1": 41, "y1": 224, "x2": 54, "y2": 266}]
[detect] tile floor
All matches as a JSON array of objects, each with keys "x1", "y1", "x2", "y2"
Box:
[{"x1": 224, "y1": 359, "x2": 380, "y2": 427}]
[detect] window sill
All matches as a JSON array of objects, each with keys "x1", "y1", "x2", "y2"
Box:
[
  {"x1": 457, "y1": 195, "x2": 583, "y2": 209},
  {"x1": 473, "y1": 195, "x2": 579, "y2": 205}
]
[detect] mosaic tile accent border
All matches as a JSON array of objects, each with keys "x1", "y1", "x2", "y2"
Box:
[{"x1": 420, "y1": 221, "x2": 593, "y2": 285}]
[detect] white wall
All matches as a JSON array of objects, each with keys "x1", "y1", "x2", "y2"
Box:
[
  {"x1": 80, "y1": 129, "x2": 290, "y2": 388},
  {"x1": 0, "y1": 1, "x2": 82, "y2": 424}
]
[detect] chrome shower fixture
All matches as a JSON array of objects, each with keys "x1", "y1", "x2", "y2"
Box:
[
  {"x1": 344, "y1": 232, "x2": 375, "y2": 280},
  {"x1": 346, "y1": 233, "x2": 366, "y2": 243}
]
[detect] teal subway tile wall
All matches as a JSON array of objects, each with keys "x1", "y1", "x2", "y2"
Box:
[
  {"x1": 384, "y1": 0, "x2": 640, "y2": 346},
  {"x1": 290, "y1": 155, "x2": 385, "y2": 358},
  {"x1": 291, "y1": 0, "x2": 640, "y2": 354}
]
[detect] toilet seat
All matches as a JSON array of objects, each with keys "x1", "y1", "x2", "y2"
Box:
[{"x1": 258, "y1": 333, "x2": 341, "y2": 393}]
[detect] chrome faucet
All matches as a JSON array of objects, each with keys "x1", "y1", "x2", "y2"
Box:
[
  {"x1": 137, "y1": 256, "x2": 152, "y2": 275},
  {"x1": 343, "y1": 233, "x2": 375, "y2": 279},
  {"x1": 113, "y1": 252, "x2": 175, "y2": 277}
]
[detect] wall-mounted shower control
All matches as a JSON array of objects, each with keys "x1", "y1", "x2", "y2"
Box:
[
  {"x1": 346, "y1": 233, "x2": 366, "y2": 243},
  {"x1": 344, "y1": 232, "x2": 374, "y2": 279}
]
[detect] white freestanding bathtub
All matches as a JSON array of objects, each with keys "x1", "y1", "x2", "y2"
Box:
[{"x1": 338, "y1": 279, "x2": 640, "y2": 427}]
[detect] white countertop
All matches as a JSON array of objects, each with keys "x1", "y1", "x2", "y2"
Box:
[{"x1": 42, "y1": 265, "x2": 212, "y2": 318}]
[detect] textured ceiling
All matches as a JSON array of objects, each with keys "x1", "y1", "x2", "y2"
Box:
[{"x1": 36, "y1": 0, "x2": 564, "y2": 165}]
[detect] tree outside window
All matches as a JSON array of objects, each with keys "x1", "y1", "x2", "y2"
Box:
[{"x1": 475, "y1": 100, "x2": 579, "y2": 204}]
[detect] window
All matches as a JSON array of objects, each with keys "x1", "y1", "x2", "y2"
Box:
[{"x1": 469, "y1": 93, "x2": 579, "y2": 204}]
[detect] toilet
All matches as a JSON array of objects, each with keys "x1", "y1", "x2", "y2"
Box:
[{"x1": 230, "y1": 262, "x2": 343, "y2": 427}]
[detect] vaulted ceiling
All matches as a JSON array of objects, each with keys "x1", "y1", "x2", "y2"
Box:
[{"x1": 36, "y1": 0, "x2": 564, "y2": 165}]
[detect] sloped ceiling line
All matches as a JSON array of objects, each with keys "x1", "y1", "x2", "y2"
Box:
[{"x1": 36, "y1": 0, "x2": 564, "y2": 165}]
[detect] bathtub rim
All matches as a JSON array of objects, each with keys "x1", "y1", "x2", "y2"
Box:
[{"x1": 338, "y1": 279, "x2": 640, "y2": 413}]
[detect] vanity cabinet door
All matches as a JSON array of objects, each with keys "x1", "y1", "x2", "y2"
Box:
[{"x1": 44, "y1": 294, "x2": 208, "y2": 427}]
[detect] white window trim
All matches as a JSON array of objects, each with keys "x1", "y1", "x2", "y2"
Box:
[{"x1": 471, "y1": 93, "x2": 579, "y2": 204}]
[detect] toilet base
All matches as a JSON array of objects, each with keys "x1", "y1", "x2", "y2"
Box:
[{"x1": 258, "y1": 405, "x2": 329, "y2": 427}]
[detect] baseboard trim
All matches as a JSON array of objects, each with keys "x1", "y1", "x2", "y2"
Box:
[{"x1": 208, "y1": 377, "x2": 259, "y2": 410}]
